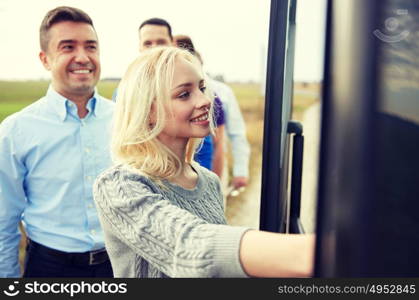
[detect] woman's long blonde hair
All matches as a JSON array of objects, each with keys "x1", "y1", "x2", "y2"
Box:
[{"x1": 111, "y1": 46, "x2": 215, "y2": 180}]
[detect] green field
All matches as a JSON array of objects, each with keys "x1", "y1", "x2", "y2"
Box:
[{"x1": 0, "y1": 80, "x2": 119, "y2": 122}]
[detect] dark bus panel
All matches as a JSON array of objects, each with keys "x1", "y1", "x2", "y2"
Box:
[
  {"x1": 315, "y1": 0, "x2": 419, "y2": 276},
  {"x1": 262, "y1": 0, "x2": 419, "y2": 277}
]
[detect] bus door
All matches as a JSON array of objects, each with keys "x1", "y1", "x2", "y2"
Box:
[
  {"x1": 260, "y1": 0, "x2": 304, "y2": 233},
  {"x1": 315, "y1": 0, "x2": 419, "y2": 276}
]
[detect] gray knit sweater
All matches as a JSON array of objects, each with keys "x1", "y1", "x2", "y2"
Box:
[{"x1": 93, "y1": 163, "x2": 250, "y2": 278}]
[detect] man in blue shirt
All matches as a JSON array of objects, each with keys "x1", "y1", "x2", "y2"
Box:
[{"x1": 0, "y1": 6, "x2": 114, "y2": 277}]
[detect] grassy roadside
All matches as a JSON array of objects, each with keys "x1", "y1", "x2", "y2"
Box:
[{"x1": 225, "y1": 82, "x2": 320, "y2": 225}]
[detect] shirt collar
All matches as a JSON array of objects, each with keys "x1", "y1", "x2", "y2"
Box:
[{"x1": 46, "y1": 85, "x2": 100, "y2": 122}]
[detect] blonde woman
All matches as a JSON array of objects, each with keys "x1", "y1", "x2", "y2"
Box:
[{"x1": 93, "y1": 46, "x2": 314, "y2": 278}]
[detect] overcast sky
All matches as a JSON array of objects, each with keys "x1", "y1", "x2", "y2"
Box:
[{"x1": 0, "y1": 0, "x2": 326, "y2": 82}]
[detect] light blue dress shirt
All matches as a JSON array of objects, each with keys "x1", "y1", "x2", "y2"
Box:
[{"x1": 0, "y1": 86, "x2": 114, "y2": 277}]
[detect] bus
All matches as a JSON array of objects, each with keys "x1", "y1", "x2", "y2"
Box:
[{"x1": 261, "y1": 0, "x2": 419, "y2": 276}]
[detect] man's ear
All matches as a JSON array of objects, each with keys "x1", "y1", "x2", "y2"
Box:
[{"x1": 39, "y1": 51, "x2": 51, "y2": 71}]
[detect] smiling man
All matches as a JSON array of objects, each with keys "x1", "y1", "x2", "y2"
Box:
[
  {"x1": 0, "y1": 6, "x2": 114, "y2": 277},
  {"x1": 39, "y1": 19, "x2": 101, "y2": 117}
]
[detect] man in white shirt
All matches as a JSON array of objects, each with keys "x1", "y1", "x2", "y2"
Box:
[{"x1": 209, "y1": 78, "x2": 250, "y2": 190}]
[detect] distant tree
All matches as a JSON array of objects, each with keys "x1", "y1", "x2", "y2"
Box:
[{"x1": 213, "y1": 74, "x2": 225, "y2": 82}]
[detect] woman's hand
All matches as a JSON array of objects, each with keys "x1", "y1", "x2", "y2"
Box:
[{"x1": 239, "y1": 230, "x2": 315, "y2": 278}]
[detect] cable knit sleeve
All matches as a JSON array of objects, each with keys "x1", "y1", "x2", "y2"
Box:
[{"x1": 93, "y1": 166, "x2": 249, "y2": 278}]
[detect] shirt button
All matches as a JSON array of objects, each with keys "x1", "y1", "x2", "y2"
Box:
[
  {"x1": 85, "y1": 148, "x2": 90, "y2": 153},
  {"x1": 88, "y1": 203, "x2": 93, "y2": 208},
  {"x1": 91, "y1": 229, "x2": 96, "y2": 235}
]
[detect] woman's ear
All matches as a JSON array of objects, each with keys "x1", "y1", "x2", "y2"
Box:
[{"x1": 149, "y1": 102, "x2": 157, "y2": 125}]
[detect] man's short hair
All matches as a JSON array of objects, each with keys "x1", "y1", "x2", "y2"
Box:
[
  {"x1": 174, "y1": 34, "x2": 203, "y2": 64},
  {"x1": 139, "y1": 18, "x2": 173, "y2": 40},
  {"x1": 174, "y1": 35, "x2": 195, "y2": 53},
  {"x1": 40, "y1": 6, "x2": 94, "y2": 52}
]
